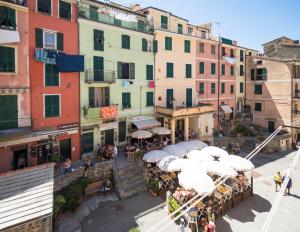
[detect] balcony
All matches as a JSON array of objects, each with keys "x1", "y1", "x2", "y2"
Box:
[
  {"x1": 0, "y1": 117, "x2": 31, "y2": 136},
  {"x1": 85, "y1": 105, "x2": 118, "y2": 120},
  {"x1": 85, "y1": 69, "x2": 116, "y2": 84},
  {"x1": 78, "y1": 5, "x2": 154, "y2": 34},
  {"x1": 155, "y1": 104, "x2": 214, "y2": 118},
  {"x1": 2, "y1": 0, "x2": 27, "y2": 6}
]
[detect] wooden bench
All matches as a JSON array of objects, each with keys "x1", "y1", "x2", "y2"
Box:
[{"x1": 85, "y1": 180, "x2": 112, "y2": 199}]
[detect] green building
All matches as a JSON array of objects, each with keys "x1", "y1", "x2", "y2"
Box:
[{"x1": 78, "y1": 0, "x2": 155, "y2": 154}]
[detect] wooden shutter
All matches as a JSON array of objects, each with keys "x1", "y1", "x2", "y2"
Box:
[
  {"x1": 57, "y1": 32, "x2": 64, "y2": 51},
  {"x1": 186, "y1": 88, "x2": 192, "y2": 107},
  {"x1": 153, "y1": 40, "x2": 158, "y2": 53},
  {"x1": 45, "y1": 95, "x2": 59, "y2": 118},
  {"x1": 0, "y1": 95, "x2": 17, "y2": 130},
  {"x1": 200, "y1": 62, "x2": 204, "y2": 74},
  {"x1": 118, "y1": 121, "x2": 126, "y2": 142},
  {"x1": 138, "y1": 20, "x2": 144, "y2": 32},
  {"x1": 184, "y1": 40, "x2": 190, "y2": 53},
  {"x1": 211, "y1": 83, "x2": 215, "y2": 94},
  {"x1": 186, "y1": 64, "x2": 191, "y2": 78},
  {"x1": 166, "y1": 89, "x2": 173, "y2": 109},
  {"x1": 122, "y1": 35, "x2": 130, "y2": 49},
  {"x1": 142, "y1": 38, "x2": 147, "y2": 52},
  {"x1": 82, "y1": 132, "x2": 94, "y2": 153},
  {"x1": 251, "y1": 69, "x2": 255, "y2": 80},
  {"x1": 230, "y1": 65, "x2": 234, "y2": 75},
  {"x1": 93, "y1": 56, "x2": 104, "y2": 81},
  {"x1": 211, "y1": 63, "x2": 215, "y2": 74},
  {"x1": 94, "y1": 29, "x2": 104, "y2": 51},
  {"x1": 88, "y1": 87, "x2": 95, "y2": 107},
  {"x1": 221, "y1": 83, "x2": 225, "y2": 93},
  {"x1": 167, "y1": 63, "x2": 173, "y2": 78},
  {"x1": 165, "y1": 37, "x2": 172, "y2": 50},
  {"x1": 222, "y1": 64, "x2": 225, "y2": 75},
  {"x1": 45, "y1": 64, "x2": 59, "y2": 86},
  {"x1": 117, "y1": 62, "x2": 123, "y2": 79},
  {"x1": 146, "y1": 65, "x2": 153, "y2": 80},
  {"x1": 89, "y1": 6, "x2": 98, "y2": 21},
  {"x1": 130, "y1": 63, "x2": 135, "y2": 79},
  {"x1": 146, "y1": 92, "x2": 153, "y2": 107},
  {"x1": 35, "y1": 28, "x2": 43, "y2": 48},
  {"x1": 7, "y1": 7, "x2": 16, "y2": 28},
  {"x1": 104, "y1": 87, "x2": 110, "y2": 106},
  {"x1": 122, "y1": 93, "x2": 130, "y2": 109}
]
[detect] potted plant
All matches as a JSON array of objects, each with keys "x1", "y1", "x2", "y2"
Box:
[
  {"x1": 148, "y1": 178, "x2": 159, "y2": 196},
  {"x1": 167, "y1": 196, "x2": 181, "y2": 218}
]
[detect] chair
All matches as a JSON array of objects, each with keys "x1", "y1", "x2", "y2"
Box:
[{"x1": 187, "y1": 208, "x2": 199, "y2": 232}]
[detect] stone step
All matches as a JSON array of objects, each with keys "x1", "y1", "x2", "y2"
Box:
[
  {"x1": 117, "y1": 165, "x2": 140, "y2": 176},
  {"x1": 117, "y1": 168, "x2": 144, "y2": 182},
  {"x1": 117, "y1": 175, "x2": 147, "y2": 189},
  {"x1": 119, "y1": 185, "x2": 146, "y2": 199},
  {"x1": 118, "y1": 178, "x2": 147, "y2": 193}
]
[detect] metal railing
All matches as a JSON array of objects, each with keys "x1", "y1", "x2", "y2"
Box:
[
  {"x1": 85, "y1": 69, "x2": 116, "y2": 84},
  {"x1": 0, "y1": 116, "x2": 31, "y2": 131},
  {"x1": 3, "y1": 0, "x2": 27, "y2": 6},
  {"x1": 78, "y1": 5, "x2": 154, "y2": 34}
]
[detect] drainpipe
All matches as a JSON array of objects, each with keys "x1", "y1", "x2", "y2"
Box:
[
  {"x1": 217, "y1": 42, "x2": 220, "y2": 126},
  {"x1": 291, "y1": 62, "x2": 296, "y2": 145},
  {"x1": 244, "y1": 52, "x2": 248, "y2": 108}
]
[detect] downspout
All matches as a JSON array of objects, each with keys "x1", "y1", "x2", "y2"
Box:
[
  {"x1": 217, "y1": 42, "x2": 220, "y2": 126},
  {"x1": 244, "y1": 52, "x2": 248, "y2": 108},
  {"x1": 291, "y1": 62, "x2": 295, "y2": 145}
]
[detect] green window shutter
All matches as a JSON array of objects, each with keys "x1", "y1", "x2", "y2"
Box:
[
  {"x1": 211, "y1": 83, "x2": 215, "y2": 94},
  {"x1": 211, "y1": 45, "x2": 215, "y2": 55},
  {"x1": 166, "y1": 89, "x2": 173, "y2": 108},
  {"x1": 184, "y1": 40, "x2": 190, "y2": 53},
  {"x1": 59, "y1": 0, "x2": 71, "y2": 20},
  {"x1": 94, "y1": 29, "x2": 104, "y2": 51},
  {"x1": 166, "y1": 62, "x2": 173, "y2": 78},
  {"x1": 240, "y1": 50, "x2": 244, "y2": 62},
  {"x1": 35, "y1": 28, "x2": 43, "y2": 48},
  {"x1": 240, "y1": 65, "x2": 244, "y2": 76},
  {"x1": 186, "y1": 64, "x2": 192, "y2": 78},
  {"x1": 165, "y1": 37, "x2": 172, "y2": 51},
  {"x1": 57, "y1": 32, "x2": 64, "y2": 51},
  {"x1": 222, "y1": 64, "x2": 225, "y2": 75},
  {"x1": 199, "y1": 83, "x2": 204, "y2": 94},
  {"x1": 0, "y1": 46, "x2": 15, "y2": 72},
  {"x1": 0, "y1": 95, "x2": 18, "y2": 130},
  {"x1": 178, "y1": 24, "x2": 183, "y2": 34},
  {"x1": 142, "y1": 38, "x2": 148, "y2": 52},
  {"x1": 211, "y1": 63, "x2": 216, "y2": 75},
  {"x1": 251, "y1": 69, "x2": 255, "y2": 80},
  {"x1": 138, "y1": 20, "x2": 145, "y2": 32},
  {"x1": 199, "y1": 62, "x2": 204, "y2": 74},
  {"x1": 122, "y1": 35, "x2": 130, "y2": 49},
  {"x1": 89, "y1": 6, "x2": 98, "y2": 21},
  {"x1": 117, "y1": 62, "x2": 123, "y2": 79},
  {"x1": 255, "y1": 103, "x2": 262, "y2": 111},
  {"x1": 88, "y1": 87, "x2": 95, "y2": 107},
  {"x1": 122, "y1": 92, "x2": 131, "y2": 109},
  {"x1": 45, "y1": 95, "x2": 60, "y2": 118},
  {"x1": 153, "y1": 40, "x2": 158, "y2": 53},
  {"x1": 146, "y1": 65, "x2": 153, "y2": 80},
  {"x1": 45, "y1": 64, "x2": 59, "y2": 86},
  {"x1": 255, "y1": 84, "x2": 262, "y2": 94},
  {"x1": 230, "y1": 65, "x2": 234, "y2": 76},
  {"x1": 7, "y1": 7, "x2": 16, "y2": 28},
  {"x1": 146, "y1": 92, "x2": 154, "y2": 107},
  {"x1": 81, "y1": 132, "x2": 94, "y2": 153},
  {"x1": 161, "y1": 15, "x2": 168, "y2": 29},
  {"x1": 114, "y1": 18, "x2": 121, "y2": 26},
  {"x1": 104, "y1": 87, "x2": 110, "y2": 106},
  {"x1": 230, "y1": 85, "x2": 234, "y2": 94},
  {"x1": 93, "y1": 56, "x2": 104, "y2": 81},
  {"x1": 130, "y1": 63, "x2": 135, "y2": 79},
  {"x1": 186, "y1": 88, "x2": 192, "y2": 107},
  {"x1": 240, "y1": 82, "x2": 244, "y2": 93},
  {"x1": 221, "y1": 83, "x2": 225, "y2": 94}
]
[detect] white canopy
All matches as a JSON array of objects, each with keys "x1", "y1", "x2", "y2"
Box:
[
  {"x1": 186, "y1": 150, "x2": 214, "y2": 162},
  {"x1": 143, "y1": 150, "x2": 169, "y2": 163},
  {"x1": 152, "y1": 127, "x2": 171, "y2": 135},
  {"x1": 178, "y1": 171, "x2": 215, "y2": 195},
  {"x1": 219, "y1": 155, "x2": 255, "y2": 171},
  {"x1": 163, "y1": 144, "x2": 187, "y2": 158},
  {"x1": 185, "y1": 140, "x2": 208, "y2": 150},
  {"x1": 131, "y1": 118, "x2": 161, "y2": 130},
  {"x1": 131, "y1": 130, "x2": 153, "y2": 139},
  {"x1": 199, "y1": 146, "x2": 229, "y2": 158},
  {"x1": 198, "y1": 161, "x2": 237, "y2": 177},
  {"x1": 220, "y1": 104, "x2": 233, "y2": 114},
  {"x1": 157, "y1": 156, "x2": 189, "y2": 172}
]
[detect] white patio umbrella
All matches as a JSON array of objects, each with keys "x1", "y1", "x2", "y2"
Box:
[
  {"x1": 131, "y1": 130, "x2": 153, "y2": 139},
  {"x1": 143, "y1": 150, "x2": 169, "y2": 163},
  {"x1": 219, "y1": 155, "x2": 255, "y2": 171},
  {"x1": 198, "y1": 161, "x2": 237, "y2": 177},
  {"x1": 200, "y1": 146, "x2": 229, "y2": 158},
  {"x1": 163, "y1": 144, "x2": 187, "y2": 158},
  {"x1": 178, "y1": 170, "x2": 215, "y2": 195},
  {"x1": 176, "y1": 142, "x2": 193, "y2": 153},
  {"x1": 186, "y1": 150, "x2": 214, "y2": 162},
  {"x1": 186, "y1": 140, "x2": 208, "y2": 150},
  {"x1": 152, "y1": 127, "x2": 171, "y2": 135}
]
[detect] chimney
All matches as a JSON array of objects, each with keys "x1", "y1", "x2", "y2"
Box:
[{"x1": 131, "y1": 4, "x2": 141, "y2": 11}]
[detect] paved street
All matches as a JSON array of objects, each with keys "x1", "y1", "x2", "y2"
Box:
[{"x1": 81, "y1": 150, "x2": 300, "y2": 232}]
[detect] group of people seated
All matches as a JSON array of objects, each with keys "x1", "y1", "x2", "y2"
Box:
[
  {"x1": 95, "y1": 144, "x2": 117, "y2": 161},
  {"x1": 126, "y1": 136, "x2": 170, "y2": 152}
]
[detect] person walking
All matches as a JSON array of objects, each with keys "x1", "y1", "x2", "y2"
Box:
[
  {"x1": 274, "y1": 171, "x2": 283, "y2": 192},
  {"x1": 207, "y1": 207, "x2": 216, "y2": 229},
  {"x1": 83, "y1": 156, "x2": 91, "y2": 177},
  {"x1": 283, "y1": 175, "x2": 292, "y2": 195},
  {"x1": 201, "y1": 218, "x2": 215, "y2": 232}
]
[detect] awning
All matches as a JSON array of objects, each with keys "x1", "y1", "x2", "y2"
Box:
[
  {"x1": 220, "y1": 105, "x2": 233, "y2": 114},
  {"x1": 0, "y1": 29, "x2": 20, "y2": 44},
  {"x1": 131, "y1": 118, "x2": 161, "y2": 130}
]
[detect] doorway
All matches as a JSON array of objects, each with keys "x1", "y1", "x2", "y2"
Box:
[
  {"x1": 118, "y1": 121, "x2": 126, "y2": 143},
  {"x1": 60, "y1": 138, "x2": 72, "y2": 160},
  {"x1": 105, "y1": 129, "x2": 115, "y2": 145},
  {"x1": 268, "y1": 121, "x2": 275, "y2": 133},
  {"x1": 13, "y1": 149, "x2": 27, "y2": 170}
]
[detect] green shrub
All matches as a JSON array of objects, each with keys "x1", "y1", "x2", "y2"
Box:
[
  {"x1": 54, "y1": 195, "x2": 66, "y2": 218},
  {"x1": 148, "y1": 178, "x2": 159, "y2": 193},
  {"x1": 233, "y1": 123, "x2": 255, "y2": 136}
]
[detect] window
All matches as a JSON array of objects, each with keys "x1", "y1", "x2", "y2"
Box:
[
  {"x1": 240, "y1": 65, "x2": 244, "y2": 76},
  {"x1": 161, "y1": 15, "x2": 168, "y2": 29},
  {"x1": 240, "y1": 82, "x2": 244, "y2": 93},
  {"x1": 178, "y1": 24, "x2": 183, "y2": 34},
  {"x1": 186, "y1": 64, "x2": 192, "y2": 78},
  {"x1": 249, "y1": 52, "x2": 252, "y2": 56},
  {"x1": 146, "y1": 65, "x2": 153, "y2": 80},
  {"x1": 35, "y1": 29, "x2": 64, "y2": 50},
  {"x1": 0, "y1": 46, "x2": 15, "y2": 73},
  {"x1": 184, "y1": 40, "x2": 190, "y2": 53},
  {"x1": 255, "y1": 103, "x2": 262, "y2": 112},
  {"x1": 94, "y1": 56, "x2": 104, "y2": 81},
  {"x1": 45, "y1": 64, "x2": 59, "y2": 86},
  {"x1": 37, "y1": 0, "x2": 51, "y2": 14},
  {"x1": 59, "y1": 0, "x2": 71, "y2": 20},
  {"x1": 146, "y1": 92, "x2": 154, "y2": 107},
  {"x1": 199, "y1": 62, "x2": 204, "y2": 74},
  {"x1": 81, "y1": 132, "x2": 94, "y2": 153},
  {"x1": 122, "y1": 35, "x2": 130, "y2": 49},
  {"x1": 137, "y1": 20, "x2": 145, "y2": 32},
  {"x1": 230, "y1": 85, "x2": 234, "y2": 94},
  {"x1": 221, "y1": 83, "x2": 225, "y2": 94},
  {"x1": 166, "y1": 62, "x2": 173, "y2": 78},
  {"x1": 122, "y1": 92, "x2": 131, "y2": 109},
  {"x1": 211, "y1": 63, "x2": 216, "y2": 75},
  {"x1": 230, "y1": 49, "x2": 234, "y2": 58},
  {"x1": 117, "y1": 62, "x2": 135, "y2": 79},
  {"x1": 142, "y1": 38, "x2": 148, "y2": 52},
  {"x1": 188, "y1": 27, "x2": 193, "y2": 35},
  {"x1": 221, "y1": 64, "x2": 225, "y2": 75},
  {"x1": 89, "y1": 5, "x2": 98, "y2": 21},
  {"x1": 186, "y1": 88, "x2": 192, "y2": 107},
  {"x1": 211, "y1": 83, "x2": 216, "y2": 94},
  {"x1": 94, "y1": 29, "x2": 104, "y2": 51},
  {"x1": 251, "y1": 69, "x2": 255, "y2": 80},
  {"x1": 222, "y1": 47, "x2": 226, "y2": 56},
  {"x1": 255, "y1": 84, "x2": 262, "y2": 94},
  {"x1": 199, "y1": 83, "x2": 204, "y2": 94},
  {"x1": 211, "y1": 45, "x2": 215, "y2": 55},
  {"x1": 153, "y1": 40, "x2": 158, "y2": 53},
  {"x1": 0, "y1": 95, "x2": 17, "y2": 130},
  {"x1": 88, "y1": 87, "x2": 109, "y2": 107},
  {"x1": 257, "y1": 68, "x2": 267, "y2": 80},
  {"x1": 165, "y1": 36, "x2": 172, "y2": 50},
  {"x1": 201, "y1": 31, "x2": 206, "y2": 39},
  {"x1": 0, "y1": 6, "x2": 16, "y2": 30},
  {"x1": 230, "y1": 65, "x2": 234, "y2": 76},
  {"x1": 45, "y1": 95, "x2": 60, "y2": 118},
  {"x1": 199, "y1": 43, "x2": 204, "y2": 53},
  {"x1": 44, "y1": 31, "x2": 56, "y2": 49},
  {"x1": 240, "y1": 50, "x2": 244, "y2": 62}
]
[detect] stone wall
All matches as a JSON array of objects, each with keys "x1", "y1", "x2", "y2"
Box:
[
  {"x1": 263, "y1": 134, "x2": 292, "y2": 153},
  {"x1": 54, "y1": 160, "x2": 113, "y2": 192},
  {"x1": 3, "y1": 216, "x2": 52, "y2": 232}
]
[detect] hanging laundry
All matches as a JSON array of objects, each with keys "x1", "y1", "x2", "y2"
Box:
[
  {"x1": 56, "y1": 53, "x2": 84, "y2": 72},
  {"x1": 0, "y1": 29, "x2": 20, "y2": 44}
]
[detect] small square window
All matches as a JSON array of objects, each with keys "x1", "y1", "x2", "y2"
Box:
[
  {"x1": 37, "y1": 0, "x2": 52, "y2": 15},
  {"x1": 59, "y1": 0, "x2": 71, "y2": 20},
  {"x1": 44, "y1": 31, "x2": 56, "y2": 49}
]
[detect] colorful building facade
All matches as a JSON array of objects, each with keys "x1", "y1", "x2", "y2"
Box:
[{"x1": 78, "y1": 1, "x2": 155, "y2": 155}]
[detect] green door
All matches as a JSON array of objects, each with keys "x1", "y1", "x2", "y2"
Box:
[
  {"x1": 186, "y1": 88, "x2": 192, "y2": 107},
  {"x1": 105, "y1": 129, "x2": 114, "y2": 145},
  {"x1": 118, "y1": 121, "x2": 126, "y2": 142},
  {"x1": 94, "y1": 56, "x2": 104, "y2": 81},
  {"x1": 166, "y1": 89, "x2": 173, "y2": 109},
  {"x1": 81, "y1": 132, "x2": 94, "y2": 154},
  {"x1": 60, "y1": 138, "x2": 71, "y2": 160},
  {"x1": 0, "y1": 95, "x2": 18, "y2": 130}
]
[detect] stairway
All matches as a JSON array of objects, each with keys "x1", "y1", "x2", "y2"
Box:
[
  {"x1": 240, "y1": 139, "x2": 256, "y2": 155},
  {"x1": 113, "y1": 162, "x2": 147, "y2": 199}
]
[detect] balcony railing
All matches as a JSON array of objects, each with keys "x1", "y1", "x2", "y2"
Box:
[
  {"x1": 0, "y1": 116, "x2": 31, "y2": 131},
  {"x1": 78, "y1": 5, "x2": 154, "y2": 34},
  {"x1": 85, "y1": 69, "x2": 116, "y2": 84},
  {"x1": 85, "y1": 105, "x2": 118, "y2": 120},
  {"x1": 3, "y1": 0, "x2": 27, "y2": 6},
  {"x1": 155, "y1": 104, "x2": 214, "y2": 118}
]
